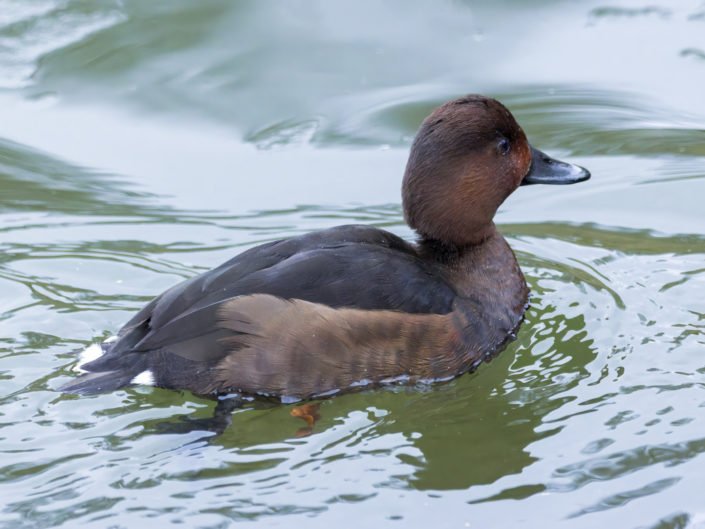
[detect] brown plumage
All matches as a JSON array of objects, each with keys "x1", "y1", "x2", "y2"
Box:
[
  {"x1": 213, "y1": 295, "x2": 460, "y2": 397},
  {"x1": 59, "y1": 94, "x2": 590, "y2": 400}
]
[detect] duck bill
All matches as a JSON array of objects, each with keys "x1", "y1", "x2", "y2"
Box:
[{"x1": 520, "y1": 145, "x2": 590, "y2": 185}]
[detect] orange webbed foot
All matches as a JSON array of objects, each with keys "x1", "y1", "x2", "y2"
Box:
[{"x1": 290, "y1": 403, "x2": 321, "y2": 437}]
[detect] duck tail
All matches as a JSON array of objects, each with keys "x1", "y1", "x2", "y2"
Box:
[
  {"x1": 59, "y1": 341, "x2": 151, "y2": 395},
  {"x1": 58, "y1": 369, "x2": 140, "y2": 395}
]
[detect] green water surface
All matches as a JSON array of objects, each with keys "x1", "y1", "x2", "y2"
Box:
[{"x1": 1, "y1": 1, "x2": 704, "y2": 528}]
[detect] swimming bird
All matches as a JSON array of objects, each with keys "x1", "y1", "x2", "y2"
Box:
[{"x1": 60, "y1": 94, "x2": 590, "y2": 401}]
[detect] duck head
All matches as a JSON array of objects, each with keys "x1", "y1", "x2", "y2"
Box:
[{"x1": 402, "y1": 95, "x2": 589, "y2": 246}]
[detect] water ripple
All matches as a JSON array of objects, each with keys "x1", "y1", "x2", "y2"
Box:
[{"x1": 0, "y1": 0, "x2": 126, "y2": 89}]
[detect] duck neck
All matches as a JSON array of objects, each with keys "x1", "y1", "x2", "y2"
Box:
[
  {"x1": 422, "y1": 224, "x2": 522, "y2": 289},
  {"x1": 418, "y1": 223, "x2": 529, "y2": 352}
]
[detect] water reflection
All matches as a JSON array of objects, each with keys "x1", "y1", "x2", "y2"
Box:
[
  {"x1": 3, "y1": 206, "x2": 704, "y2": 525},
  {"x1": 0, "y1": 137, "x2": 162, "y2": 217},
  {"x1": 49, "y1": 247, "x2": 602, "y2": 497}
]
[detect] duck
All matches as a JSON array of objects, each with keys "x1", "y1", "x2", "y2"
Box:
[{"x1": 60, "y1": 94, "x2": 590, "y2": 401}]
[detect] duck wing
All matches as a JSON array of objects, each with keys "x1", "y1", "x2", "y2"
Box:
[{"x1": 100, "y1": 225, "x2": 456, "y2": 359}]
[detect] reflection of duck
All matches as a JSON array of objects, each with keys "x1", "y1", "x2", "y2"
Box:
[{"x1": 60, "y1": 95, "x2": 589, "y2": 401}]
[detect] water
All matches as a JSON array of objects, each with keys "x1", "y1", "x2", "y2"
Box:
[{"x1": 1, "y1": 0, "x2": 704, "y2": 527}]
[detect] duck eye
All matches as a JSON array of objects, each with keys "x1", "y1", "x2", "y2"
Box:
[{"x1": 497, "y1": 137, "x2": 511, "y2": 155}]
